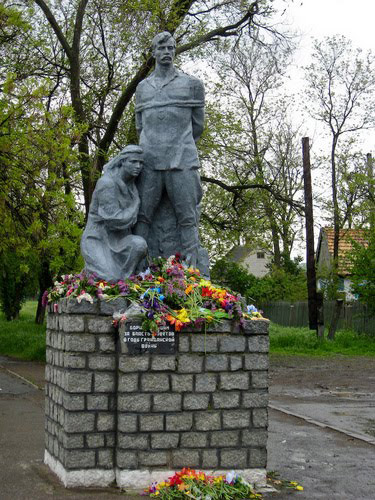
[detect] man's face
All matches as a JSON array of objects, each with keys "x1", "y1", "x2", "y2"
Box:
[
  {"x1": 122, "y1": 154, "x2": 143, "y2": 178},
  {"x1": 153, "y1": 38, "x2": 176, "y2": 66}
]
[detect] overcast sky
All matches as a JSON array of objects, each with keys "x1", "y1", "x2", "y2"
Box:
[
  {"x1": 277, "y1": 0, "x2": 375, "y2": 51},
  {"x1": 272, "y1": 0, "x2": 375, "y2": 256}
]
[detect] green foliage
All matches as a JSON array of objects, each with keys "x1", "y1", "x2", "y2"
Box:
[
  {"x1": 198, "y1": 33, "x2": 303, "y2": 262},
  {"x1": 0, "y1": 76, "x2": 85, "y2": 313},
  {"x1": 270, "y1": 323, "x2": 375, "y2": 356},
  {"x1": 211, "y1": 259, "x2": 307, "y2": 305},
  {"x1": 349, "y1": 232, "x2": 375, "y2": 315},
  {"x1": 316, "y1": 264, "x2": 341, "y2": 300},
  {"x1": 0, "y1": 249, "x2": 38, "y2": 320},
  {"x1": 0, "y1": 301, "x2": 45, "y2": 360}
]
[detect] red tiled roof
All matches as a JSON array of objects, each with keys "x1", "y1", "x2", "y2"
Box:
[{"x1": 322, "y1": 227, "x2": 368, "y2": 275}]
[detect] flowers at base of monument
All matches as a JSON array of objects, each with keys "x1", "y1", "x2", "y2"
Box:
[
  {"x1": 44, "y1": 255, "x2": 263, "y2": 334},
  {"x1": 266, "y1": 471, "x2": 304, "y2": 493},
  {"x1": 246, "y1": 304, "x2": 264, "y2": 319},
  {"x1": 112, "y1": 311, "x2": 127, "y2": 328},
  {"x1": 145, "y1": 468, "x2": 262, "y2": 499}
]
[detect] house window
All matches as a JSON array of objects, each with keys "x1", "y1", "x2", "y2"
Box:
[{"x1": 257, "y1": 252, "x2": 265, "y2": 259}]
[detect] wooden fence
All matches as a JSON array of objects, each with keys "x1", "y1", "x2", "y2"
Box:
[{"x1": 259, "y1": 301, "x2": 375, "y2": 335}]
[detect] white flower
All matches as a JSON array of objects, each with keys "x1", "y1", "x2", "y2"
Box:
[
  {"x1": 76, "y1": 293, "x2": 93, "y2": 304},
  {"x1": 138, "y1": 268, "x2": 151, "y2": 279},
  {"x1": 225, "y1": 470, "x2": 237, "y2": 484}
]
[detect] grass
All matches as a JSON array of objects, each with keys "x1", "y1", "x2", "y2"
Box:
[
  {"x1": 0, "y1": 301, "x2": 46, "y2": 361},
  {"x1": 270, "y1": 322, "x2": 375, "y2": 356}
]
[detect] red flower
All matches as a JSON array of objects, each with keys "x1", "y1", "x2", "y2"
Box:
[{"x1": 201, "y1": 287, "x2": 213, "y2": 297}]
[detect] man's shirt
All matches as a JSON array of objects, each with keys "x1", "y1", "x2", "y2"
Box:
[{"x1": 135, "y1": 69, "x2": 204, "y2": 170}]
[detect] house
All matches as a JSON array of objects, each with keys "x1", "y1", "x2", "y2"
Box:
[
  {"x1": 227, "y1": 245, "x2": 272, "y2": 278},
  {"x1": 316, "y1": 227, "x2": 368, "y2": 301}
]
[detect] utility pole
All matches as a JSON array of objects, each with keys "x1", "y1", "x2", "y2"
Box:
[
  {"x1": 367, "y1": 153, "x2": 375, "y2": 231},
  {"x1": 302, "y1": 137, "x2": 320, "y2": 334}
]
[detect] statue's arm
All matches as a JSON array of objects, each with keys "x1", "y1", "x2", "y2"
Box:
[
  {"x1": 135, "y1": 86, "x2": 142, "y2": 136},
  {"x1": 97, "y1": 181, "x2": 137, "y2": 230},
  {"x1": 135, "y1": 110, "x2": 142, "y2": 136},
  {"x1": 192, "y1": 79, "x2": 205, "y2": 142},
  {"x1": 192, "y1": 107, "x2": 204, "y2": 142}
]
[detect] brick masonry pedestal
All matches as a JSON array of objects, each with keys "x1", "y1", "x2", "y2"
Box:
[{"x1": 45, "y1": 298, "x2": 269, "y2": 490}]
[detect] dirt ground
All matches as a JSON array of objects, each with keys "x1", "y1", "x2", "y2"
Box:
[
  {"x1": 1, "y1": 354, "x2": 374, "y2": 499},
  {"x1": 265, "y1": 355, "x2": 375, "y2": 499},
  {"x1": 270, "y1": 354, "x2": 375, "y2": 395}
]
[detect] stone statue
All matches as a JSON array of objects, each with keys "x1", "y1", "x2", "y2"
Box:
[
  {"x1": 134, "y1": 31, "x2": 206, "y2": 270},
  {"x1": 81, "y1": 145, "x2": 147, "y2": 281}
]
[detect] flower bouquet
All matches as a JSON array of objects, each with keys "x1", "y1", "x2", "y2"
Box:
[
  {"x1": 146, "y1": 468, "x2": 262, "y2": 499},
  {"x1": 44, "y1": 254, "x2": 263, "y2": 334}
]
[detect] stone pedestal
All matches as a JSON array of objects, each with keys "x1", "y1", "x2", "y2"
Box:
[{"x1": 45, "y1": 298, "x2": 269, "y2": 490}]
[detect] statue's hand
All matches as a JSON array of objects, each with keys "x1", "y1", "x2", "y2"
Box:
[{"x1": 185, "y1": 250, "x2": 198, "y2": 269}]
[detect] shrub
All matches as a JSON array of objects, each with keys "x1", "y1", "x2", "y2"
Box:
[{"x1": 0, "y1": 250, "x2": 37, "y2": 320}]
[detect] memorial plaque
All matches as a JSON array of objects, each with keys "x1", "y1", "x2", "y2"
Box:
[{"x1": 122, "y1": 322, "x2": 176, "y2": 354}]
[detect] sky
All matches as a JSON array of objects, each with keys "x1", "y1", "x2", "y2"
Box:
[
  {"x1": 186, "y1": 1, "x2": 375, "y2": 257},
  {"x1": 271, "y1": 0, "x2": 375, "y2": 256},
  {"x1": 273, "y1": 0, "x2": 375, "y2": 150},
  {"x1": 278, "y1": 0, "x2": 375, "y2": 51}
]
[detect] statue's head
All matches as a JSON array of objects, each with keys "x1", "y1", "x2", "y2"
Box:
[
  {"x1": 104, "y1": 145, "x2": 143, "y2": 179},
  {"x1": 151, "y1": 31, "x2": 176, "y2": 65}
]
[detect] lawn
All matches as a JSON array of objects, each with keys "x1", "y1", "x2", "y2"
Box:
[
  {"x1": 270, "y1": 322, "x2": 375, "y2": 356},
  {"x1": 0, "y1": 301, "x2": 46, "y2": 361},
  {"x1": 1, "y1": 301, "x2": 375, "y2": 361}
]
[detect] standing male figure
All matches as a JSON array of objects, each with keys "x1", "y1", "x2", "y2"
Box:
[{"x1": 135, "y1": 31, "x2": 205, "y2": 268}]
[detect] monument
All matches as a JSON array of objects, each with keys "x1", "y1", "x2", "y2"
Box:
[
  {"x1": 44, "y1": 32, "x2": 269, "y2": 492},
  {"x1": 81, "y1": 145, "x2": 147, "y2": 281}
]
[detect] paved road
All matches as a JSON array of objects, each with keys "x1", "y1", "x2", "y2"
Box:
[{"x1": 0, "y1": 355, "x2": 374, "y2": 499}]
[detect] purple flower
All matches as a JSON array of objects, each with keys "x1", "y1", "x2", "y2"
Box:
[{"x1": 41, "y1": 290, "x2": 49, "y2": 307}]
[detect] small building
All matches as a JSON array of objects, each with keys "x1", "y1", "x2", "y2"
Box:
[
  {"x1": 316, "y1": 227, "x2": 368, "y2": 301},
  {"x1": 227, "y1": 245, "x2": 272, "y2": 278}
]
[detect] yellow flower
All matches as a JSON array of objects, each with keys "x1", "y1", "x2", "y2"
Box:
[
  {"x1": 185, "y1": 285, "x2": 193, "y2": 294},
  {"x1": 199, "y1": 279, "x2": 211, "y2": 287},
  {"x1": 177, "y1": 308, "x2": 190, "y2": 323},
  {"x1": 296, "y1": 485, "x2": 304, "y2": 491},
  {"x1": 213, "y1": 476, "x2": 224, "y2": 483},
  {"x1": 290, "y1": 481, "x2": 298, "y2": 486}
]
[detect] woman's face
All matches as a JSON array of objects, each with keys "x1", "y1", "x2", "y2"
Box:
[{"x1": 121, "y1": 154, "x2": 143, "y2": 179}]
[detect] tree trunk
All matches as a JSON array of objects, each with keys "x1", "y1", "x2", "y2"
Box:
[
  {"x1": 329, "y1": 136, "x2": 341, "y2": 340},
  {"x1": 302, "y1": 137, "x2": 319, "y2": 332},
  {"x1": 316, "y1": 292, "x2": 325, "y2": 338},
  {"x1": 367, "y1": 153, "x2": 375, "y2": 231},
  {"x1": 327, "y1": 298, "x2": 343, "y2": 340},
  {"x1": 35, "y1": 257, "x2": 53, "y2": 324}
]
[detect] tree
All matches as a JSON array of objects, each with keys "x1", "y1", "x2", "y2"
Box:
[
  {"x1": 350, "y1": 231, "x2": 375, "y2": 316},
  {"x1": 199, "y1": 31, "x2": 305, "y2": 262},
  {"x1": 211, "y1": 258, "x2": 307, "y2": 304},
  {"x1": 304, "y1": 35, "x2": 375, "y2": 338},
  {"x1": 0, "y1": 72, "x2": 84, "y2": 323},
  {"x1": 2, "y1": 0, "x2": 293, "y2": 318},
  {"x1": 0, "y1": 249, "x2": 38, "y2": 320},
  {"x1": 6, "y1": 0, "x2": 275, "y2": 215}
]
